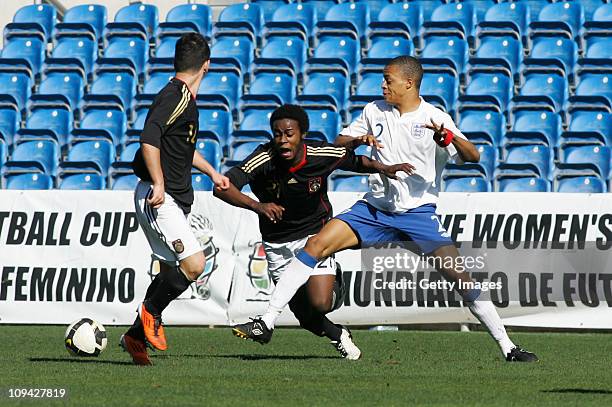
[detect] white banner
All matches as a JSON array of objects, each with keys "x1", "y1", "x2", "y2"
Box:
[{"x1": 0, "y1": 191, "x2": 611, "y2": 328}]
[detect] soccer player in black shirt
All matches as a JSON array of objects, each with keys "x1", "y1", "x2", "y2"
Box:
[
  {"x1": 214, "y1": 104, "x2": 414, "y2": 359},
  {"x1": 120, "y1": 33, "x2": 230, "y2": 365}
]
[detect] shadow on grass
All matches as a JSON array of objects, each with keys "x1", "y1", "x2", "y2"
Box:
[
  {"x1": 153, "y1": 354, "x2": 338, "y2": 361},
  {"x1": 542, "y1": 389, "x2": 612, "y2": 395},
  {"x1": 30, "y1": 357, "x2": 134, "y2": 366}
]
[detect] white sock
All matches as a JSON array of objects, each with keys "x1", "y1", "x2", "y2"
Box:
[
  {"x1": 468, "y1": 300, "x2": 515, "y2": 356},
  {"x1": 261, "y1": 251, "x2": 317, "y2": 329}
]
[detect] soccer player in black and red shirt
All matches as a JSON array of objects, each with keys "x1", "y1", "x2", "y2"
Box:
[
  {"x1": 214, "y1": 104, "x2": 414, "y2": 359},
  {"x1": 120, "y1": 33, "x2": 230, "y2": 365}
]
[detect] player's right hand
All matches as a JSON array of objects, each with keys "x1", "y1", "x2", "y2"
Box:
[
  {"x1": 383, "y1": 163, "x2": 416, "y2": 179},
  {"x1": 355, "y1": 134, "x2": 383, "y2": 150},
  {"x1": 148, "y1": 183, "x2": 165, "y2": 209},
  {"x1": 255, "y1": 202, "x2": 285, "y2": 223}
]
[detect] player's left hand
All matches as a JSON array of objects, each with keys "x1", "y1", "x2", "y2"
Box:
[
  {"x1": 212, "y1": 173, "x2": 230, "y2": 191},
  {"x1": 383, "y1": 163, "x2": 415, "y2": 179},
  {"x1": 425, "y1": 119, "x2": 454, "y2": 147}
]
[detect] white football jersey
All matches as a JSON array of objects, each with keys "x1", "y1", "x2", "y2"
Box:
[{"x1": 340, "y1": 98, "x2": 467, "y2": 212}]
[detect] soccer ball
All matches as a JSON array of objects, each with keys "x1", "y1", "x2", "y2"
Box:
[{"x1": 64, "y1": 318, "x2": 107, "y2": 357}]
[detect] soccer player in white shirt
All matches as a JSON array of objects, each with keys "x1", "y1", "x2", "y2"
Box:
[{"x1": 234, "y1": 56, "x2": 538, "y2": 362}]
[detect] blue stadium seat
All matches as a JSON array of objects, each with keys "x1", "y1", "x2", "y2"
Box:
[
  {"x1": 443, "y1": 176, "x2": 490, "y2": 192},
  {"x1": 591, "y1": 3, "x2": 612, "y2": 21},
  {"x1": 574, "y1": 73, "x2": 611, "y2": 106},
  {"x1": 407, "y1": 0, "x2": 445, "y2": 21},
  {"x1": 0, "y1": 138, "x2": 6, "y2": 168},
  {"x1": 421, "y1": 72, "x2": 458, "y2": 113},
  {"x1": 332, "y1": 174, "x2": 369, "y2": 192},
  {"x1": 584, "y1": 34, "x2": 612, "y2": 59},
  {"x1": 310, "y1": 35, "x2": 360, "y2": 76},
  {"x1": 536, "y1": 1, "x2": 584, "y2": 41},
  {"x1": 562, "y1": 145, "x2": 610, "y2": 178},
  {"x1": 321, "y1": 2, "x2": 370, "y2": 41},
  {"x1": 217, "y1": 3, "x2": 265, "y2": 42},
  {"x1": 198, "y1": 71, "x2": 241, "y2": 112},
  {"x1": 198, "y1": 108, "x2": 232, "y2": 147},
  {"x1": 421, "y1": 35, "x2": 468, "y2": 74},
  {"x1": 154, "y1": 36, "x2": 179, "y2": 59},
  {"x1": 515, "y1": 1, "x2": 550, "y2": 20},
  {"x1": 528, "y1": 36, "x2": 577, "y2": 76},
  {"x1": 9, "y1": 139, "x2": 59, "y2": 175},
  {"x1": 48, "y1": 36, "x2": 97, "y2": 76},
  {"x1": 300, "y1": 72, "x2": 349, "y2": 111},
  {"x1": 119, "y1": 142, "x2": 139, "y2": 162},
  {"x1": 101, "y1": 36, "x2": 148, "y2": 77},
  {"x1": 23, "y1": 106, "x2": 72, "y2": 147},
  {"x1": 35, "y1": 72, "x2": 84, "y2": 111},
  {"x1": 270, "y1": 3, "x2": 317, "y2": 41},
  {"x1": 210, "y1": 37, "x2": 254, "y2": 74},
  {"x1": 0, "y1": 37, "x2": 45, "y2": 77},
  {"x1": 162, "y1": 3, "x2": 213, "y2": 39},
  {"x1": 139, "y1": 72, "x2": 173, "y2": 102},
  {"x1": 130, "y1": 108, "x2": 149, "y2": 132},
  {"x1": 497, "y1": 176, "x2": 550, "y2": 192},
  {"x1": 231, "y1": 141, "x2": 262, "y2": 161},
  {"x1": 464, "y1": 71, "x2": 512, "y2": 110},
  {"x1": 7, "y1": 4, "x2": 57, "y2": 42},
  {"x1": 65, "y1": 139, "x2": 114, "y2": 176},
  {"x1": 566, "y1": 110, "x2": 611, "y2": 144},
  {"x1": 481, "y1": 1, "x2": 530, "y2": 41},
  {"x1": 354, "y1": 72, "x2": 382, "y2": 98},
  {"x1": 301, "y1": 0, "x2": 341, "y2": 20},
  {"x1": 368, "y1": 37, "x2": 413, "y2": 59},
  {"x1": 196, "y1": 139, "x2": 222, "y2": 172},
  {"x1": 504, "y1": 144, "x2": 552, "y2": 179},
  {"x1": 192, "y1": 173, "x2": 213, "y2": 191},
  {"x1": 75, "y1": 107, "x2": 127, "y2": 146},
  {"x1": 510, "y1": 110, "x2": 562, "y2": 147},
  {"x1": 459, "y1": 108, "x2": 505, "y2": 146},
  {"x1": 0, "y1": 105, "x2": 19, "y2": 147},
  {"x1": 259, "y1": 37, "x2": 306, "y2": 75},
  {"x1": 112, "y1": 173, "x2": 138, "y2": 190},
  {"x1": 473, "y1": 35, "x2": 522, "y2": 74},
  {"x1": 245, "y1": 72, "x2": 296, "y2": 105},
  {"x1": 0, "y1": 73, "x2": 31, "y2": 112},
  {"x1": 6, "y1": 173, "x2": 53, "y2": 190},
  {"x1": 111, "y1": 3, "x2": 159, "y2": 40},
  {"x1": 305, "y1": 107, "x2": 341, "y2": 143},
  {"x1": 518, "y1": 72, "x2": 568, "y2": 112},
  {"x1": 59, "y1": 4, "x2": 107, "y2": 40},
  {"x1": 427, "y1": 3, "x2": 477, "y2": 41},
  {"x1": 461, "y1": 0, "x2": 497, "y2": 21},
  {"x1": 475, "y1": 144, "x2": 497, "y2": 178},
  {"x1": 556, "y1": 176, "x2": 604, "y2": 193},
  {"x1": 371, "y1": 2, "x2": 423, "y2": 40},
  {"x1": 252, "y1": 0, "x2": 291, "y2": 22},
  {"x1": 238, "y1": 107, "x2": 273, "y2": 133},
  {"x1": 87, "y1": 72, "x2": 136, "y2": 112},
  {"x1": 59, "y1": 173, "x2": 106, "y2": 190},
  {"x1": 355, "y1": 0, "x2": 391, "y2": 22}
]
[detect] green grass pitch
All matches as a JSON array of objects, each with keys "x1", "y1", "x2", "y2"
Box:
[{"x1": 1, "y1": 326, "x2": 611, "y2": 406}]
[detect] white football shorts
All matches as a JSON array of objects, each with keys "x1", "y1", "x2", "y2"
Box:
[
  {"x1": 263, "y1": 236, "x2": 336, "y2": 283},
  {"x1": 134, "y1": 181, "x2": 201, "y2": 264}
]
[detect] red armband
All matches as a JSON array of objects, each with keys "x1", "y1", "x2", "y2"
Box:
[{"x1": 439, "y1": 128, "x2": 455, "y2": 147}]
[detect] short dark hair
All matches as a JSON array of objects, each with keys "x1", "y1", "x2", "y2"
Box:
[
  {"x1": 387, "y1": 55, "x2": 423, "y2": 88},
  {"x1": 174, "y1": 32, "x2": 210, "y2": 73},
  {"x1": 269, "y1": 104, "x2": 310, "y2": 134}
]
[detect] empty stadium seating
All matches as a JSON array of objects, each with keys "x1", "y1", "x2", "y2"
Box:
[{"x1": 0, "y1": 0, "x2": 609, "y2": 192}]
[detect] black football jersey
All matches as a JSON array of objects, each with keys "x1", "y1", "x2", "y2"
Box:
[
  {"x1": 132, "y1": 78, "x2": 198, "y2": 213},
  {"x1": 226, "y1": 139, "x2": 364, "y2": 243}
]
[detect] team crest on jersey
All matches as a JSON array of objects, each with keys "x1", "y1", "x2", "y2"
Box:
[
  {"x1": 308, "y1": 177, "x2": 322, "y2": 193},
  {"x1": 172, "y1": 239, "x2": 184, "y2": 253},
  {"x1": 411, "y1": 123, "x2": 428, "y2": 140}
]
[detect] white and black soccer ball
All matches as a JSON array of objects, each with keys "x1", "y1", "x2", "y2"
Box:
[{"x1": 64, "y1": 318, "x2": 107, "y2": 357}]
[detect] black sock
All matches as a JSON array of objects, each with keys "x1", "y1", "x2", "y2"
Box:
[
  {"x1": 144, "y1": 266, "x2": 192, "y2": 315},
  {"x1": 320, "y1": 317, "x2": 342, "y2": 341},
  {"x1": 125, "y1": 273, "x2": 164, "y2": 340}
]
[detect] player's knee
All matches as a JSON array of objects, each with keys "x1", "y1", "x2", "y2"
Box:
[
  {"x1": 304, "y1": 235, "x2": 329, "y2": 259},
  {"x1": 180, "y1": 252, "x2": 206, "y2": 281},
  {"x1": 310, "y1": 297, "x2": 333, "y2": 314}
]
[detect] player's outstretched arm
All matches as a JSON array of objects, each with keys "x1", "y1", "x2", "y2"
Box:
[
  {"x1": 426, "y1": 119, "x2": 480, "y2": 163},
  {"x1": 334, "y1": 134, "x2": 383, "y2": 150},
  {"x1": 213, "y1": 183, "x2": 285, "y2": 223},
  {"x1": 340, "y1": 155, "x2": 415, "y2": 179},
  {"x1": 192, "y1": 150, "x2": 230, "y2": 190}
]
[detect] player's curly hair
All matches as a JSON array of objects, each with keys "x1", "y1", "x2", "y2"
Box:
[{"x1": 269, "y1": 104, "x2": 310, "y2": 134}]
